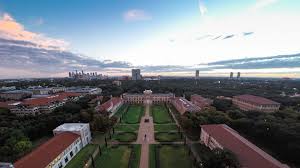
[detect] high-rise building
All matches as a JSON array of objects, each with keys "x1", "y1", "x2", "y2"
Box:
[
  {"x1": 230, "y1": 72, "x2": 234, "y2": 79},
  {"x1": 132, "y1": 69, "x2": 142, "y2": 80},
  {"x1": 237, "y1": 72, "x2": 241, "y2": 79},
  {"x1": 195, "y1": 70, "x2": 199, "y2": 79}
]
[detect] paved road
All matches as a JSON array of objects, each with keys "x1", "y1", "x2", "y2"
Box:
[{"x1": 137, "y1": 104, "x2": 155, "y2": 168}]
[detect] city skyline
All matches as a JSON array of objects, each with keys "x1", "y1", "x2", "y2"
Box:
[{"x1": 0, "y1": 0, "x2": 300, "y2": 78}]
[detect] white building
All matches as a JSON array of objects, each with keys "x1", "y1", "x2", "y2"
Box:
[
  {"x1": 14, "y1": 123, "x2": 92, "y2": 168},
  {"x1": 53, "y1": 123, "x2": 92, "y2": 146}
]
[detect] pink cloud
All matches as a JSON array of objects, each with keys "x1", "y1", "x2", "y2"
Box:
[
  {"x1": 0, "y1": 13, "x2": 68, "y2": 50},
  {"x1": 123, "y1": 9, "x2": 152, "y2": 22}
]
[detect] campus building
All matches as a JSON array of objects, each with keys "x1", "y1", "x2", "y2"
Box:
[
  {"x1": 66, "y1": 87, "x2": 102, "y2": 95},
  {"x1": 172, "y1": 97, "x2": 201, "y2": 115},
  {"x1": 10, "y1": 92, "x2": 81, "y2": 116},
  {"x1": 14, "y1": 123, "x2": 91, "y2": 168},
  {"x1": 232, "y1": 94, "x2": 280, "y2": 112},
  {"x1": 122, "y1": 90, "x2": 174, "y2": 104},
  {"x1": 98, "y1": 97, "x2": 123, "y2": 117},
  {"x1": 0, "y1": 90, "x2": 32, "y2": 100},
  {"x1": 200, "y1": 124, "x2": 289, "y2": 168},
  {"x1": 131, "y1": 69, "x2": 142, "y2": 80},
  {"x1": 190, "y1": 94, "x2": 213, "y2": 109}
]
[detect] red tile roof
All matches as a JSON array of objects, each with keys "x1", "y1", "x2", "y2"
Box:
[
  {"x1": 99, "y1": 97, "x2": 122, "y2": 112},
  {"x1": 21, "y1": 92, "x2": 80, "y2": 107},
  {"x1": 191, "y1": 94, "x2": 212, "y2": 108},
  {"x1": 14, "y1": 132, "x2": 80, "y2": 168},
  {"x1": 173, "y1": 97, "x2": 200, "y2": 110},
  {"x1": 233, "y1": 94, "x2": 280, "y2": 105},
  {"x1": 201, "y1": 124, "x2": 287, "y2": 168},
  {"x1": 0, "y1": 101, "x2": 19, "y2": 109}
]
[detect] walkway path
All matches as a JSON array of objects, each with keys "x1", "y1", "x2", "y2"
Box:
[{"x1": 137, "y1": 104, "x2": 155, "y2": 168}]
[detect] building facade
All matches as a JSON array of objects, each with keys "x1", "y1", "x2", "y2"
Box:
[
  {"x1": 0, "y1": 90, "x2": 32, "y2": 100},
  {"x1": 98, "y1": 97, "x2": 123, "y2": 117},
  {"x1": 122, "y1": 90, "x2": 174, "y2": 104},
  {"x1": 14, "y1": 123, "x2": 91, "y2": 168},
  {"x1": 232, "y1": 94, "x2": 280, "y2": 112},
  {"x1": 200, "y1": 124, "x2": 289, "y2": 168},
  {"x1": 11, "y1": 92, "x2": 81, "y2": 116},
  {"x1": 190, "y1": 94, "x2": 213, "y2": 109},
  {"x1": 172, "y1": 97, "x2": 201, "y2": 115}
]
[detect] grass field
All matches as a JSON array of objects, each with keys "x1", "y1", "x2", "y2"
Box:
[
  {"x1": 92, "y1": 131, "x2": 106, "y2": 144},
  {"x1": 155, "y1": 132, "x2": 182, "y2": 142},
  {"x1": 149, "y1": 145, "x2": 156, "y2": 168},
  {"x1": 115, "y1": 124, "x2": 140, "y2": 132},
  {"x1": 151, "y1": 105, "x2": 173, "y2": 124},
  {"x1": 122, "y1": 105, "x2": 144, "y2": 124},
  {"x1": 113, "y1": 132, "x2": 137, "y2": 142},
  {"x1": 114, "y1": 104, "x2": 128, "y2": 118},
  {"x1": 94, "y1": 145, "x2": 141, "y2": 168},
  {"x1": 65, "y1": 144, "x2": 97, "y2": 168},
  {"x1": 158, "y1": 145, "x2": 193, "y2": 168},
  {"x1": 154, "y1": 124, "x2": 178, "y2": 132}
]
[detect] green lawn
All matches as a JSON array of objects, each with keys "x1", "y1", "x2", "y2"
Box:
[
  {"x1": 155, "y1": 132, "x2": 182, "y2": 142},
  {"x1": 113, "y1": 132, "x2": 137, "y2": 142},
  {"x1": 158, "y1": 145, "x2": 193, "y2": 168},
  {"x1": 122, "y1": 105, "x2": 144, "y2": 124},
  {"x1": 154, "y1": 124, "x2": 178, "y2": 132},
  {"x1": 149, "y1": 145, "x2": 156, "y2": 168},
  {"x1": 114, "y1": 104, "x2": 128, "y2": 118},
  {"x1": 94, "y1": 145, "x2": 141, "y2": 168},
  {"x1": 151, "y1": 105, "x2": 173, "y2": 124},
  {"x1": 115, "y1": 124, "x2": 140, "y2": 132},
  {"x1": 65, "y1": 144, "x2": 98, "y2": 168}
]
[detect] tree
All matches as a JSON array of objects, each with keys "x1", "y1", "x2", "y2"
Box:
[{"x1": 206, "y1": 148, "x2": 240, "y2": 168}]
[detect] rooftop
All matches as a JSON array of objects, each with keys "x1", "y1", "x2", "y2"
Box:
[
  {"x1": 14, "y1": 132, "x2": 79, "y2": 168},
  {"x1": 233, "y1": 94, "x2": 280, "y2": 105},
  {"x1": 201, "y1": 124, "x2": 287, "y2": 168},
  {"x1": 54, "y1": 123, "x2": 89, "y2": 132}
]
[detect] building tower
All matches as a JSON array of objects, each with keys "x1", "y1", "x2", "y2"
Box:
[
  {"x1": 237, "y1": 72, "x2": 241, "y2": 79},
  {"x1": 132, "y1": 69, "x2": 142, "y2": 80},
  {"x1": 195, "y1": 70, "x2": 199, "y2": 79},
  {"x1": 68, "y1": 72, "x2": 72, "y2": 78},
  {"x1": 230, "y1": 72, "x2": 234, "y2": 79}
]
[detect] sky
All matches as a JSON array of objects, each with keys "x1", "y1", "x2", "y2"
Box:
[{"x1": 0, "y1": 0, "x2": 300, "y2": 78}]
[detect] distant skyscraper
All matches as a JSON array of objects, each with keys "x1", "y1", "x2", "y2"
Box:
[
  {"x1": 69, "y1": 72, "x2": 72, "y2": 78},
  {"x1": 230, "y1": 72, "x2": 234, "y2": 79},
  {"x1": 195, "y1": 70, "x2": 199, "y2": 79},
  {"x1": 132, "y1": 69, "x2": 142, "y2": 80},
  {"x1": 237, "y1": 72, "x2": 241, "y2": 79}
]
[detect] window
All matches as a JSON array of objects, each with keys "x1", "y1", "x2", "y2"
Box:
[
  {"x1": 64, "y1": 157, "x2": 69, "y2": 163},
  {"x1": 58, "y1": 162, "x2": 63, "y2": 168},
  {"x1": 70, "y1": 151, "x2": 74, "y2": 157},
  {"x1": 75, "y1": 146, "x2": 78, "y2": 153}
]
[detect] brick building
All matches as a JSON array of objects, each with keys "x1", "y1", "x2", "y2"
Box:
[
  {"x1": 11, "y1": 92, "x2": 81, "y2": 116},
  {"x1": 122, "y1": 90, "x2": 174, "y2": 104},
  {"x1": 200, "y1": 124, "x2": 289, "y2": 168},
  {"x1": 172, "y1": 97, "x2": 200, "y2": 115},
  {"x1": 232, "y1": 94, "x2": 280, "y2": 112},
  {"x1": 190, "y1": 94, "x2": 213, "y2": 109}
]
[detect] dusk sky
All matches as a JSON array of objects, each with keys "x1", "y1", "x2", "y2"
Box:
[{"x1": 0, "y1": 0, "x2": 300, "y2": 78}]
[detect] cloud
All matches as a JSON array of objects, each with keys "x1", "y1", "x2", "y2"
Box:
[
  {"x1": 123, "y1": 9, "x2": 152, "y2": 22},
  {"x1": 243, "y1": 32, "x2": 254, "y2": 36},
  {"x1": 198, "y1": 0, "x2": 208, "y2": 16},
  {"x1": 222, "y1": 34, "x2": 235, "y2": 40},
  {"x1": 250, "y1": 0, "x2": 278, "y2": 11},
  {"x1": 0, "y1": 13, "x2": 68, "y2": 50}
]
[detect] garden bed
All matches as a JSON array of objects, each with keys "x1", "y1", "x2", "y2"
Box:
[{"x1": 155, "y1": 132, "x2": 182, "y2": 142}]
